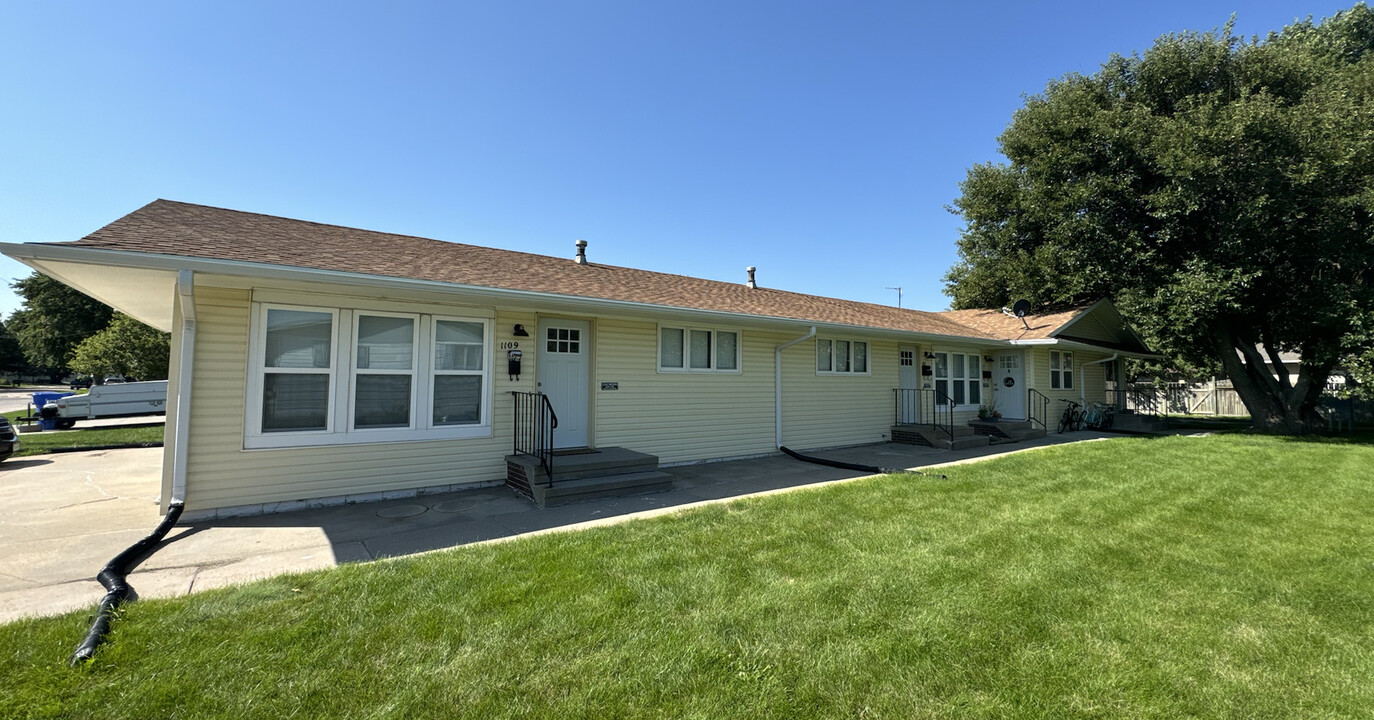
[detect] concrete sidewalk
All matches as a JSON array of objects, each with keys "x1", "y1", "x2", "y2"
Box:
[{"x1": 0, "y1": 431, "x2": 1120, "y2": 624}]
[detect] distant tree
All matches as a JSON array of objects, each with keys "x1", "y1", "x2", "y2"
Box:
[
  {"x1": 0, "y1": 319, "x2": 27, "y2": 381},
  {"x1": 69, "y1": 313, "x2": 171, "y2": 381},
  {"x1": 945, "y1": 6, "x2": 1374, "y2": 434},
  {"x1": 7, "y1": 273, "x2": 114, "y2": 380}
]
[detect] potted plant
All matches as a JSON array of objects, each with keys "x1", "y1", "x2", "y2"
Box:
[{"x1": 977, "y1": 402, "x2": 1002, "y2": 421}]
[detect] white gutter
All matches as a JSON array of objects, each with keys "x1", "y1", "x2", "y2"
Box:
[
  {"x1": 170, "y1": 269, "x2": 195, "y2": 506},
  {"x1": 1080, "y1": 353, "x2": 1118, "y2": 406},
  {"x1": 775, "y1": 326, "x2": 817, "y2": 448},
  {"x1": 1011, "y1": 338, "x2": 1159, "y2": 360}
]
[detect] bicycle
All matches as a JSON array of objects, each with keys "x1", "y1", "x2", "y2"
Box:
[
  {"x1": 1057, "y1": 400, "x2": 1082, "y2": 434},
  {"x1": 1081, "y1": 401, "x2": 1115, "y2": 430}
]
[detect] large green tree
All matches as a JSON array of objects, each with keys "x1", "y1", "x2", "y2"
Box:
[
  {"x1": 945, "y1": 5, "x2": 1374, "y2": 433},
  {"x1": 7, "y1": 273, "x2": 114, "y2": 380},
  {"x1": 69, "y1": 312, "x2": 170, "y2": 381}
]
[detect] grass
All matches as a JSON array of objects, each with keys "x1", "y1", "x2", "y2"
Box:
[
  {"x1": 3, "y1": 410, "x2": 164, "y2": 457},
  {"x1": 3, "y1": 434, "x2": 1372, "y2": 718}
]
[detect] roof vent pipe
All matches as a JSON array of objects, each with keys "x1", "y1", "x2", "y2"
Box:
[
  {"x1": 574, "y1": 239, "x2": 588, "y2": 265},
  {"x1": 746, "y1": 266, "x2": 757, "y2": 289}
]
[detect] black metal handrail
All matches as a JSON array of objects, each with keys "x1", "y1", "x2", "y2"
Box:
[
  {"x1": 511, "y1": 391, "x2": 558, "y2": 486},
  {"x1": 893, "y1": 387, "x2": 956, "y2": 447},
  {"x1": 1027, "y1": 388, "x2": 1051, "y2": 430}
]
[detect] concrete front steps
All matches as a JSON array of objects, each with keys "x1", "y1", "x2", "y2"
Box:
[
  {"x1": 892, "y1": 419, "x2": 1049, "y2": 450},
  {"x1": 1104, "y1": 411, "x2": 1168, "y2": 434},
  {"x1": 505, "y1": 447, "x2": 673, "y2": 507},
  {"x1": 891, "y1": 423, "x2": 991, "y2": 451},
  {"x1": 968, "y1": 419, "x2": 1048, "y2": 444}
]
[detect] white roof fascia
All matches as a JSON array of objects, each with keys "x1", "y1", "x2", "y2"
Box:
[
  {"x1": 1010, "y1": 337, "x2": 1160, "y2": 359},
  {"x1": 0, "y1": 242, "x2": 1003, "y2": 346}
]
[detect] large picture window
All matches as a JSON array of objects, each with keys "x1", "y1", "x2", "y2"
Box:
[
  {"x1": 248, "y1": 303, "x2": 492, "y2": 448},
  {"x1": 933, "y1": 351, "x2": 981, "y2": 407},
  {"x1": 659, "y1": 326, "x2": 740, "y2": 372},
  {"x1": 817, "y1": 338, "x2": 869, "y2": 375},
  {"x1": 1050, "y1": 350, "x2": 1074, "y2": 389}
]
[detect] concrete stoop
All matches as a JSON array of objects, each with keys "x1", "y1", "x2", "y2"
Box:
[
  {"x1": 505, "y1": 447, "x2": 672, "y2": 507},
  {"x1": 891, "y1": 424, "x2": 991, "y2": 451},
  {"x1": 968, "y1": 419, "x2": 1048, "y2": 444},
  {"x1": 1106, "y1": 412, "x2": 1169, "y2": 434}
]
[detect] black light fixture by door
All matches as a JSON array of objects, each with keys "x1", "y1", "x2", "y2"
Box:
[{"x1": 512, "y1": 324, "x2": 530, "y2": 337}]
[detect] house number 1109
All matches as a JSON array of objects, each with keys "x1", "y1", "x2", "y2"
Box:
[{"x1": 500, "y1": 341, "x2": 520, "y2": 350}]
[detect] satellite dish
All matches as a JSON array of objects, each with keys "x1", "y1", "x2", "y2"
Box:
[{"x1": 1012, "y1": 299, "x2": 1032, "y2": 318}]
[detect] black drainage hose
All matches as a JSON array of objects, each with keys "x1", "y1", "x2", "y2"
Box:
[
  {"x1": 70, "y1": 501, "x2": 184, "y2": 665},
  {"x1": 779, "y1": 446, "x2": 945, "y2": 479}
]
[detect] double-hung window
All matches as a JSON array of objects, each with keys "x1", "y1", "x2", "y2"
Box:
[
  {"x1": 817, "y1": 338, "x2": 869, "y2": 374},
  {"x1": 659, "y1": 326, "x2": 739, "y2": 372},
  {"x1": 1050, "y1": 350, "x2": 1074, "y2": 389},
  {"x1": 352, "y1": 314, "x2": 417, "y2": 430},
  {"x1": 932, "y1": 351, "x2": 981, "y2": 406},
  {"x1": 248, "y1": 303, "x2": 492, "y2": 448},
  {"x1": 261, "y1": 308, "x2": 337, "y2": 433}
]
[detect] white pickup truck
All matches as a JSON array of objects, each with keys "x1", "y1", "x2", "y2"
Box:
[{"x1": 45, "y1": 381, "x2": 169, "y2": 429}]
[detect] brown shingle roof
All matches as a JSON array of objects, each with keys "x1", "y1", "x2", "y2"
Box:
[
  {"x1": 938, "y1": 307, "x2": 1087, "y2": 341},
  {"x1": 54, "y1": 200, "x2": 1079, "y2": 341}
]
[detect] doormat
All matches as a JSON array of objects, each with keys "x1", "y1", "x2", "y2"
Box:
[{"x1": 553, "y1": 448, "x2": 598, "y2": 456}]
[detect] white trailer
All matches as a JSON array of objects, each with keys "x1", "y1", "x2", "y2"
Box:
[{"x1": 47, "y1": 381, "x2": 168, "y2": 428}]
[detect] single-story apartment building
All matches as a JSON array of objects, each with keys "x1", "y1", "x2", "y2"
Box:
[{"x1": 1, "y1": 200, "x2": 1155, "y2": 517}]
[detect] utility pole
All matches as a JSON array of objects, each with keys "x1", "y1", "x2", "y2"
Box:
[{"x1": 885, "y1": 286, "x2": 903, "y2": 308}]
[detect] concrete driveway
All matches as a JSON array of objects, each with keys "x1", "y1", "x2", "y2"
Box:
[{"x1": 0, "y1": 431, "x2": 1120, "y2": 624}]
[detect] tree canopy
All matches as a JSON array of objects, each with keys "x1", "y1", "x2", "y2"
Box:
[
  {"x1": 7, "y1": 274, "x2": 114, "y2": 380},
  {"x1": 945, "y1": 5, "x2": 1374, "y2": 433},
  {"x1": 69, "y1": 312, "x2": 171, "y2": 381}
]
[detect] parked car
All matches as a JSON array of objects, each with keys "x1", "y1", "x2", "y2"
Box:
[
  {"x1": 103, "y1": 374, "x2": 129, "y2": 384},
  {"x1": 69, "y1": 376, "x2": 94, "y2": 390},
  {"x1": 0, "y1": 417, "x2": 19, "y2": 463}
]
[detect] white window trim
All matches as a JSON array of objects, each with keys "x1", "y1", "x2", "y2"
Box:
[
  {"x1": 1050, "y1": 350, "x2": 1074, "y2": 390},
  {"x1": 348, "y1": 310, "x2": 421, "y2": 433},
  {"x1": 932, "y1": 350, "x2": 983, "y2": 409},
  {"x1": 656, "y1": 325, "x2": 742, "y2": 374},
  {"x1": 245, "y1": 303, "x2": 494, "y2": 449},
  {"x1": 816, "y1": 337, "x2": 871, "y2": 376}
]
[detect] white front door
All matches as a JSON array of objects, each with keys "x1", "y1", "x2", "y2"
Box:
[
  {"x1": 538, "y1": 318, "x2": 590, "y2": 448},
  {"x1": 898, "y1": 345, "x2": 920, "y2": 423},
  {"x1": 993, "y1": 352, "x2": 1025, "y2": 420}
]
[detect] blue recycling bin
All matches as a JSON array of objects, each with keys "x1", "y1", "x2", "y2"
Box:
[{"x1": 32, "y1": 391, "x2": 75, "y2": 430}]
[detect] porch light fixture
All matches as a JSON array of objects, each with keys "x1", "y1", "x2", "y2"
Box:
[
  {"x1": 983, "y1": 355, "x2": 994, "y2": 363},
  {"x1": 512, "y1": 324, "x2": 530, "y2": 337},
  {"x1": 923, "y1": 351, "x2": 935, "y2": 359}
]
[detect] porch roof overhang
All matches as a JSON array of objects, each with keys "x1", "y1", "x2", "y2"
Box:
[
  {"x1": 0, "y1": 242, "x2": 1004, "y2": 345},
  {"x1": 1009, "y1": 336, "x2": 1161, "y2": 360}
]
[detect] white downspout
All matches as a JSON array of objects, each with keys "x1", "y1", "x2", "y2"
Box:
[
  {"x1": 1080, "y1": 353, "x2": 1118, "y2": 407},
  {"x1": 775, "y1": 326, "x2": 817, "y2": 448},
  {"x1": 171, "y1": 270, "x2": 195, "y2": 504}
]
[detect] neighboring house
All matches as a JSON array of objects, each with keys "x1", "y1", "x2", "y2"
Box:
[{"x1": 0, "y1": 200, "x2": 1155, "y2": 517}]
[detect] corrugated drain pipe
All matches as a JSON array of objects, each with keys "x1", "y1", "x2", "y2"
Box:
[
  {"x1": 779, "y1": 446, "x2": 945, "y2": 479},
  {"x1": 70, "y1": 502, "x2": 184, "y2": 664},
  {"x1": 71, "y1": 270, "x2": 195, "y2": 665}
]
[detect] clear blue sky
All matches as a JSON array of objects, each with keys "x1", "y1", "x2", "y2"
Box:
[{"x1": 0, "y1": 1, "x2": 1356, "y2": 319}]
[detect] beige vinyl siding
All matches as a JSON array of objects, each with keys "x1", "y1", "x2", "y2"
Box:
[
  {"x1": 1027, "y1": 347, "x2": 1111, "y2": 426},
  {"x1": 182, "y1": 285, "x2": 534, "y2": 511},
  {"x1": 593, "y1": 318, "x2": 776, "y2": 463},
  {"x1": 780, "y1": 336, "x2": 896, "y2": 450}
]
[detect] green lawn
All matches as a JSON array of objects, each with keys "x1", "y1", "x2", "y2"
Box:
[
  {"x1": 3, "y1": 434, "x2": 1372, "y2": 719},
  {"x1": 4, "y1": 410, "x2": 163, "y2": 457}
]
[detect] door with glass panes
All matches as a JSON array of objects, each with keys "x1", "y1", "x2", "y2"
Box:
[{"x1": 537, "y1": 318, "x2": 590, "y2": 448}]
